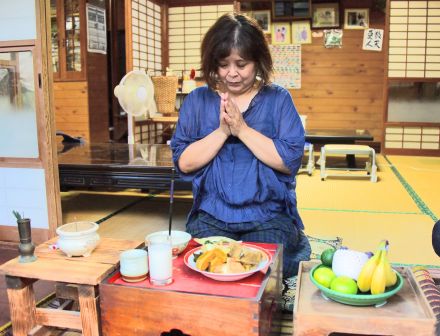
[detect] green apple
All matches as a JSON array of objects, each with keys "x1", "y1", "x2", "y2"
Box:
[{"x1": 330, "y1": 276, "x2": 358, "y2": 295}]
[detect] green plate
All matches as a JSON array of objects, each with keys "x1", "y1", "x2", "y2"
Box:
[{"x1": 309, "y1": 264, "x2": 404, "y2": 306}]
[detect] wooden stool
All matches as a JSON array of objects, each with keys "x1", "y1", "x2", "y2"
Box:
[
  {"x1": 0, "y1": 237, "x2": 142, "y2": 336},
  {"x1": 319, "y1": 144, "x2": 377, "y2": 182},
  {"x1": 293, "y1": 261, "x2": 436, "y2": 336}
]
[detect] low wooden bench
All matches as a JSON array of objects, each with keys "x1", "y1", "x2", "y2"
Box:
[{"x1": 319, "y1": 144, "x2": 378, "y2": 182}]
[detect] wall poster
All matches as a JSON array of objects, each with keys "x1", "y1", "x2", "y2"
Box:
[
  {"x1": 363, "y1": 28, "x2": 384, "y2": 51},
  {"x1": 269, "y1": 44, "x2": 301, "y2": 89},
  {"x1": 86, "y1": 4, "x2": 107, "y2": 54}
]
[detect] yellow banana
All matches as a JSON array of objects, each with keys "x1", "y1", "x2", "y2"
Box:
[
  {"x1": 357, "y1": 240, "x2": 386, "y2": 293},
  {"x1": 384, "y1": 248, "x2": 397, "y2": 287},
  {"x1": 370, "y1": 248, "x2": 387, "y2": 295}
]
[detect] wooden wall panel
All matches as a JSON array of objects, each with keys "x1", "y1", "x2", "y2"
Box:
[
  {"x1": 53, "y1": 81, "x2": 90, "y2": 141},
  {"x1": 290, "y1": 10, "x2": 386, "y2": 144}
]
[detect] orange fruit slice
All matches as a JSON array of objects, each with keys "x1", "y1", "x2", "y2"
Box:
[{"x1": 195, "y1": 249, "x2": 216, "y2": 271}]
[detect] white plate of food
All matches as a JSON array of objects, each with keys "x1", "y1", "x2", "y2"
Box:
[
  {"x1": 194, "y1": 236, "x2": 238, "y2": 245},
  {"x1": 184, "y1": 242, "x2": 272, "y2": 282}
]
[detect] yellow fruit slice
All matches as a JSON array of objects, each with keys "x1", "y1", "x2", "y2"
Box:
[
  {"x1": 213, "y1": 248, "x2": 227, "y2": 260},
  {"x1": 195, "y1": 250, "x2": 216, "y2": 271}
]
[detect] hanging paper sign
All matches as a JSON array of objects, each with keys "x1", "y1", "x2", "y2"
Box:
[
  {"x1": 269, "y1": 44, "x2": 301, "y2": 89},
  {"x1": 363, "y1": 29, "x2": 384, "y2": 51},
  {"x1": 86, "y1": 4, "x2": 107, "y2": 54}
]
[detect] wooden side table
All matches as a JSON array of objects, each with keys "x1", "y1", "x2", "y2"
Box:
[
  {"x1": 293, "y1": 261, "x2": 436, "y2": 336},
  {"x1": 0, "y1": 237, "x2": 142, "y2": 336}
]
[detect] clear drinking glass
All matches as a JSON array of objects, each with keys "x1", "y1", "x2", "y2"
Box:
[{"x1": 147, "y1": 235, "x2": 173, "y2": 285}]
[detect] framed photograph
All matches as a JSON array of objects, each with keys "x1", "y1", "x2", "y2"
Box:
[
  {"x1": 312, "y1": 3, "x2": 340, "y2": 28},
  {"x1": 292, "y1": 20, "x2": 312, "y2": 44},
  {"x1": 272, "y1": 22, "x2": 291, "y2": 45},
  {"x1": 344, "y1": 9, "x2": 369, "y2": 29},
  {"x1": 252, "y1": 10, "x2": 271, "y2": 34}
]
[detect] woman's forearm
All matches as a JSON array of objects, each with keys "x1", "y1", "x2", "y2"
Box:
[
  {"x1": 178, "y1": 129, "x2": 229, "y2": 173},
  {"x1": 238, "y1": 126, "x2": 290, "y2": 174}
]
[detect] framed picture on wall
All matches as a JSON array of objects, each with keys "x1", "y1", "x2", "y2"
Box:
[
  {"x1": 292, "y1": 20, "x2": 312, "y2": 44},
  {"x1": 344, "y1": 8, "x2": 369, "y2": 29},
  {"x1": 312, "y1": 3, "x2": 339, "y2": 28},
  {"x1": 272, "y1": 22, "x2": 291, "y2": 45},
  {"x1": 252, "y1": 10, "x2": 271, "y2": 34}
]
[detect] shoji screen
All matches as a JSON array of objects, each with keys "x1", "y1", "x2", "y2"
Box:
[
  {"x1": 131, "y1": 0, "x2": 162, "y2": 74},
  {"x1": 388, "y1": 0, "x2": 440, "y2": 78},
  {"x1": 168, "y1": 4, "x2": 234, "y2": 76}
]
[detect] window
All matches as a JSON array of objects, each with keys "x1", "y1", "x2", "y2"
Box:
[{"x1": 0, "y1": 50, "x2": 39, "y2": 158}]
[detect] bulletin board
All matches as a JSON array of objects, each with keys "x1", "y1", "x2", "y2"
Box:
[{"x1": 269, "y1": 44, "x2": 301, "y2": 89}]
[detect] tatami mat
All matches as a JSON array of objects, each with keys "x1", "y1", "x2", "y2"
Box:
[
  {"x1": 387, "y1": 155, "x2": 440, "y2": 221},
  {"x1": 59, "y1": 153, "x2": 439, "y2": 268},
  {"x1": 61, "y1": 191, "x2": 146, "y2": 224},
  {"x1": 302, "y1": 210, "x2": 438, "y2": 266},
  {"x1": 297, "y1": 154, "x2": 421, "y2": 214},
  {"x1": 97, "y1": 196, "x2": 192, "y2": 240}
]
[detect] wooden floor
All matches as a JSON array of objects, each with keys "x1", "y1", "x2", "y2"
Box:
[{"x1": 0, "y1": 154, "x2": 439, "y2": 334}]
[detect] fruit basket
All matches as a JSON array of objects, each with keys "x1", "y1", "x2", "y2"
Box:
[{"x1": 310, "y1": 264, "x2": 404, "y2": 306}]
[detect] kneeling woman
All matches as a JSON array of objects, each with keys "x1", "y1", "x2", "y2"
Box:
[{"x1": 170, "y1": 13, "x2": 311, "y2": 279}]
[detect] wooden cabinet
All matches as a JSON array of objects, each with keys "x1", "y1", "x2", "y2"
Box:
[
  {"x1": 272, "y1": 0, "x2": 311, "y2": 20},
  {"x1": 50, "y1": 0, "x2": 86, "y2": 81},
  {"x1": 51, "y1": 0, "x2": 110, "y2": 143}
]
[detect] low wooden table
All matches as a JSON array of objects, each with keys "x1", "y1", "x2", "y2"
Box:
[
  {"x1": 0, "y1": 237, "x2": 142, "y2": 336},
  {"x1": 293, "y1": 261, "x2": 436, "y2": 336},
  {"x1": 100, "y1": 241, "x2": 283, "y2": 336},
  {"x1": 57, "y1": 142, "x2": 191, "y2": 191}
]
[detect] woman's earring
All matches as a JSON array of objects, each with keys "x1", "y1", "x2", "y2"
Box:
[{"x1": 255, "y1": 73, "x2": 262, "y2": 82}]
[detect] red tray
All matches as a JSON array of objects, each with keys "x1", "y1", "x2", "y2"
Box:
[{"x1": 108, "y1": 240, "x2": 277, "y2": 298}]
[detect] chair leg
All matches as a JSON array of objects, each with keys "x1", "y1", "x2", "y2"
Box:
[
  {"x1": 370, "y1": 149, "x2": 377, "y2": 182},
  {"x1": 320, "y1": 147, "x2": 326, "y2": 181},
  {"x1": 307, "y1": 145, "x2": 314, "y2": 176}
]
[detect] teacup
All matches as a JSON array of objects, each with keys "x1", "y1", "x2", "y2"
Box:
[{"x1": 120, "y1": 249, "x2": 148, "y2": 282}]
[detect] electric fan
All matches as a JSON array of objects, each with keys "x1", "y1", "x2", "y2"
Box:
[{"x1": 114, "y1": 70, "x2": 156, "y2": 144}]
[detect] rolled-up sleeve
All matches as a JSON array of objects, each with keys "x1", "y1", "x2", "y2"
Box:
[{"x1": 272, "y1": 90, "x2": 305, "y2": 182}]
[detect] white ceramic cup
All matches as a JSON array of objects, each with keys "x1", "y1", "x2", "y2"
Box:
[
  {"x1": 147, "y1": 235, "x2": 173, "y2": 286},
  {"x1": 120, "y1": 249, "x2": 148, "y2": 282}
]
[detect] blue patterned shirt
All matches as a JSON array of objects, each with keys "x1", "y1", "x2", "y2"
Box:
[{"x1": 171, "y1": 84, "x2": 305, "y2": 229}]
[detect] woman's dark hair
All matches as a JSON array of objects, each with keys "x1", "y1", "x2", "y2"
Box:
[{"x1": 201, "y1": 13, "x2": 273, "y2": 90}]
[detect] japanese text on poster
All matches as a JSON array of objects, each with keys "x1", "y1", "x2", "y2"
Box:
[
  {"x1": 363, "y1": 29, "x2": 383, "y2": 51},
  {"x1": 87, "y1": 4, "x2": 107, "y2": 54},
  {"x1": 269, "y1": 44, "x2": 301, "y2": 89}
]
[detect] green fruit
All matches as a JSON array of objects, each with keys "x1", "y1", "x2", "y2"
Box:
[
  {"x1": 320, "y1": 248, "x2": 336, "y2": 267},
  {"x1": 330, "y1": 276, "x2": 358, "y2": 295},
  {"x1": 313, "y1": 266, "x2": 336, "y2": 288}
]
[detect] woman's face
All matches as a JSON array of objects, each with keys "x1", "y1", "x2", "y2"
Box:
[{"x1": 217, "y1": 49, "x2": 256, "y2": 96}]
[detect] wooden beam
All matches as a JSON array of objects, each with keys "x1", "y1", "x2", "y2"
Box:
[{"x1": 35, "y1": 307, "x2": 82, "y2": 330}]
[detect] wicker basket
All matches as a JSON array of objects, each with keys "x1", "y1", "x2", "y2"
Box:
[{"x1": 151, "y1": 76, "x2": 179, "y2": 115}]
